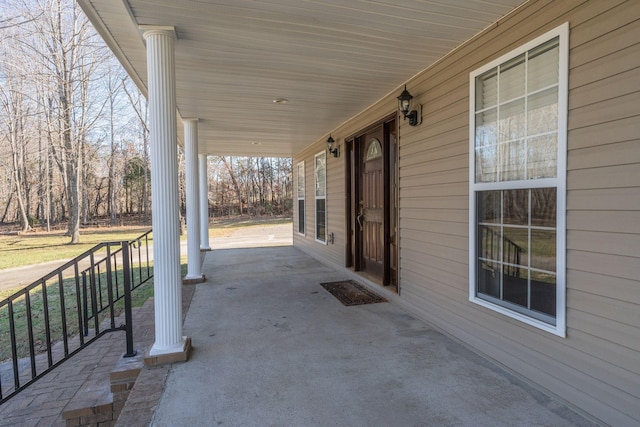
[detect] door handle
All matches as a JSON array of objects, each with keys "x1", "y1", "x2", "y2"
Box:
[{"x1": 356, "y1": 212, "x2": 364, "y2": 230}]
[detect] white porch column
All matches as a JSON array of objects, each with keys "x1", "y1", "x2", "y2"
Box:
[
  {"x1": 199, "y1": 154, "x2": 211, "y2": 250},
  {"x1": 183, "y1": 119, "x2": 204, "y2": 282},
  {"x1": 142, "y1": 26, "x2": 188, "y2": 359}
]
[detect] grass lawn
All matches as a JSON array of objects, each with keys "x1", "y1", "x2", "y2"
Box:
[
  {"x1": 0, "y1": 216, "x2": 291, "y2": 361},
  {"x1": 0, "y1": 227, "x2": 152, "y2": 271},
  {"x1": 208, "y1": 216, "x2": 292, "y2": 237},
  {"x1": 0, "y1": 216, "x2": 292, "y2": 271}
]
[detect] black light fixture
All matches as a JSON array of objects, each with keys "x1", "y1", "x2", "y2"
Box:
[
  {"x1": 397, "y1": 85, "x2": 421, "y2": 126},
  {"x1": 327, "y1": 134, "x2": 339, "y2": 157}
]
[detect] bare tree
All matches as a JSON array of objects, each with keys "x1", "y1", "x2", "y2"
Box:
[
  {"x1": 220, "y1": 156, "x2": 244, "y2": 215},
  {"x1": 0, "y1": 0, "x2": 150, "y2": 232},
  {"x1": 0, "y1": 82, "x2": 31, "y2": 232},
  {"x1": 0, "y1": 19, "x2": 34, "y2": 232},
  {"x1": 23, "y1": 0, "x2": 107, "y2": 242},
  {"x1": 212, "y1": 156, "x2": 291, "y2": 218},
  {"x1": 104, "y1": 65, "x2": 125, "y2": 224},
  {"x1": 122, "y1": 76, "x2": 150, "y2": 221},
  {"x1": 0, "y1": 0, "x2": 292, "y2": 233}
]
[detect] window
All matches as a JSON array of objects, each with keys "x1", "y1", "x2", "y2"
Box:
[
  {"x1": 469, "y1": 24, "x2": 568, "y2": 336},
  {"x1": 314, "y1": 151, "x2": 326, "y2": 243},
  {"x1": 297, "y1": 162, "x2": 305, "y2": 235},
  {"x1": 366, "y1": 138, "x2": 382, "y2": 160}
]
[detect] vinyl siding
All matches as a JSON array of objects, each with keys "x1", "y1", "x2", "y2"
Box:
[
  {"x1": 401, "y1": 2, "x2": 640, "y2": 425},
  {"x1": 293, "y1": 95, "x2": 397, "y2": 266},
  {"x1": 293, "y1": 1, "x2": 640, "y2": 425},
  {"x1": 293, "y1": 140, "x2": 346, "y2": 268}
]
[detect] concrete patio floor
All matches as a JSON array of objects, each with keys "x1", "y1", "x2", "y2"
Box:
[{"x1": 150, "y1": 246, "x2": 597, "y2": 427}]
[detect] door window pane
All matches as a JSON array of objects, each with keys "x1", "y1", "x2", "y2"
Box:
[{"x1": 366, "y1": 138, "x2": 382, "y2": 161}]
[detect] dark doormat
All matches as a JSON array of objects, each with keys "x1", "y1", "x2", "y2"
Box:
[{"x1": 320, "y1": 280, "x2": 387, "y2": 306}]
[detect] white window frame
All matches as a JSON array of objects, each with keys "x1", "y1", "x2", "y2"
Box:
[
  {"x1": 468, "y1": 23, "x2": 568, "y2": 337},
  {"x1": 314, "y1": 151, "x2": 327, "y2": 244},
  {"x1": 296, "y1": 161, "x2": 305, "y2": 236}
]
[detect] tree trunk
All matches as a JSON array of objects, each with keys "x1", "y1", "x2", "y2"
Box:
[
  {"x1": 108, "y1": 78, "x2": 117, "y2": 224},
  {"x1": 221, "y1": 156, "x2": 243, "y2": 215},
  {"x1": 63, "y1": 103, "x2": 81, "y2": 243},
  {"x1": 2, "y1": 85, "x2": 31, "y2": 232},
  {"x1": 12, "y1": 147, "x2": 31, "y2": 232},
  {"x1": 143, "y1": 132, "x2": 150, "y2": 221},
  {"x1": 1, "y1": 193, "x2": 14, "y2": 224}
]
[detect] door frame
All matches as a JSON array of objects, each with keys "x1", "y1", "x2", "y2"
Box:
[{"x1": 345, "y1": 114, "x2": 398, "y2": 288}]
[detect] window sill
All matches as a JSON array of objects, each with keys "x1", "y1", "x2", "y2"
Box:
[{"x1": 469, "y1": 295, "x2": 566, "y2": 337}]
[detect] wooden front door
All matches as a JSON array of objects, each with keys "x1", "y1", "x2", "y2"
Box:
[
  {"x1": 346, "y1": 118, "x2": 397, "y2": 289},
  {"x1": 358, "y1": 126, "x2": 385, "y2": 279}
]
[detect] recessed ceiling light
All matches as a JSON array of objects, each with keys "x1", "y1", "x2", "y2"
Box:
[{"x1": 272, "y1": 98, "x2": 288, "y2": 104}]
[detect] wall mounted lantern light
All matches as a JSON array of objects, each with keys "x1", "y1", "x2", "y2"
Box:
[
  {"x1": 327, "y1": 135, "x2": 339, "y2": 157},
  {"x1": 397, "y1": 85, "x2": 422, "y2": 126}
]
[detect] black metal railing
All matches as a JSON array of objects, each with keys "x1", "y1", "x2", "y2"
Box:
[
  {"x1": 0, "y1": 230, "x2": 153, "y2": 404},
  {"x1": 479, "y1": 226, "x2": 523, "y2": 277}
]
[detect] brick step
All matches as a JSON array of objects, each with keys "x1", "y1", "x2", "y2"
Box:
[
  {"x1": 61, "y1": 351, "x2": 147, "y2": 427},
  {"x1": 61, "y1": 298, "x2": 156, "y2": 427},
  {"x1": 0, "y1": 284, "x2": 195, "y2": 426},
  {"x1": 115, "y1": 285, "x2": 196, "y2": 427}
]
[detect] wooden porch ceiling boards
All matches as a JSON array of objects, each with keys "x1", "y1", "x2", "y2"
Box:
[{"x1": 79, "y1": 0, "x2": 526, "y2": 157}]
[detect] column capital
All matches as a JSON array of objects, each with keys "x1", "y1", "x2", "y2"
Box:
[{"x1": 139, "y1": 25, "x2": 177, "y2": 40}]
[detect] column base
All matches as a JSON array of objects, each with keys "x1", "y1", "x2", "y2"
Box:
[
  {"x1": 200, "y1": 246, "x2": 212, "y2": 252},
  {"x1": 144, "y1": 336, "x2": 192, "y2": 366},
  {"x1": 182, "y1": 274, "x2": 206, "y2": 284}
]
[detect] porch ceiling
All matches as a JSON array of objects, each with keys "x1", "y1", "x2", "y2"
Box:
[{"x1": 78, "y1": 0, "x2": 526, "y2": 157}]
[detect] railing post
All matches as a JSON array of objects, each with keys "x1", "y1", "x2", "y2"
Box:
[
  {"x1": 82, "y1": 271, "x2": 89, "y2": 336},
  {"x1": 122, "y1": 241, "x2": 137, "y2": 358}
]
